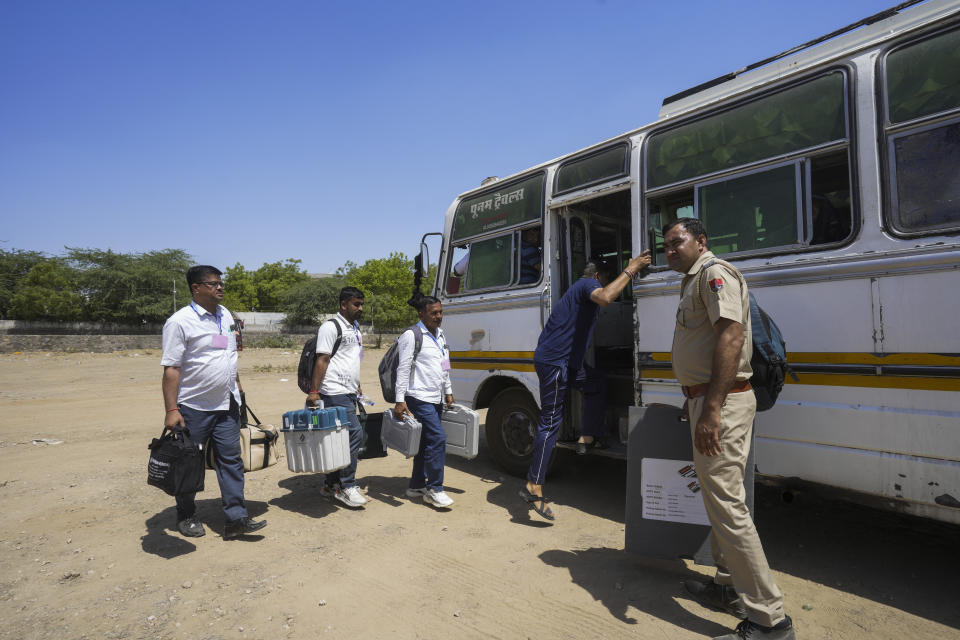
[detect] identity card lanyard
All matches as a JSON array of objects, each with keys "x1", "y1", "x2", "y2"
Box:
[
  {"x1": 192, "y1": 302, "x2": 227, "y2": 348},
  {"x1": 353, "y1": 320, "x2": 364, "y2": 360},
  {"x1": 418, "y1": 321, "x2": 450, "y2": 371}
]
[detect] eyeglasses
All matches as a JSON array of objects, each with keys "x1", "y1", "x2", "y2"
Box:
[{"x1": 198, "y1": 281, "x2": 225, "y2": 289}]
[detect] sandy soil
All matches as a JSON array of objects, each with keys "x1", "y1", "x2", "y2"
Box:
[{"x1": 0, "y1": 347, "x2": 957, "y2": 640}]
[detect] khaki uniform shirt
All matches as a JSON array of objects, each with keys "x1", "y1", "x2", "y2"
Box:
[{"x1": 671, "y1": 251, "x2": 752, "y2": 386}]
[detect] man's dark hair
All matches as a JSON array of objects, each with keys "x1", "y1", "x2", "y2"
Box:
[
  {"x1": 583, "y1": 259, "x2": 613, "y2": 279},
  {"x1": 416, "y1": 295, "x2": 441, "y2": 312},
  {"x1": 339, "y1": 286, "x2": 365, "y2": 305},
  {"x1": 663, "y1": 217, "x2": 708, "y2": 243},
  {"x1": 186, "y1": 265, "x2": 222, "y2": 288}
]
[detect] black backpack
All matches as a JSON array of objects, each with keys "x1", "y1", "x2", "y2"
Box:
[
  {"x1": 699, "y1": 259, "x2": 797, "y2": 411},
  {"x1": 297, "y1": 319, "x2": 342, "y2": 393},
  {"x1": 377, "y1": 325, "x2": 423, "y2": 403}
]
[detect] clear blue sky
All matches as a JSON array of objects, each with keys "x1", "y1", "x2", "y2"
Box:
[{"x1": 1, "y1": 0, "x2": 899, "y2": 274}]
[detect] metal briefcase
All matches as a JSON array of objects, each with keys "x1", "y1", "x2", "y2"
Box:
[
  {"x1": 441, "y1": 404, "x2": 480, "y2": 459},
  {"x1": 381, "y1": 410, "x2": 422, "y2": 458}
]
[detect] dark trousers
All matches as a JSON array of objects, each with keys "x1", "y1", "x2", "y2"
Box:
[
  {"x1": 176, "y1": 397, "x2": 247, "y2": 522},
  {"x1": 320, "y1": 393, "x2": 363, "y2": 489},
  {"x1": 406, "y1": 396, "x2": 446, "y2": 491},
  {"x1": 527, "y1": 361, "x2": 607, "y2": 485}
]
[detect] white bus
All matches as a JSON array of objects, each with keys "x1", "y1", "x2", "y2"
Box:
[{"x1": 412, "y1": 0, "x2": 960, "y2": 525}]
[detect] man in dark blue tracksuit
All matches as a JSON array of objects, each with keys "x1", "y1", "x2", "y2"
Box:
[{"x1": 521, "y1": 251, "x2": 651, "y2": 520}]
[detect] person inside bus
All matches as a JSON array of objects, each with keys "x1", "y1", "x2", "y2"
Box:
[
  {"x1": 811, "y1": 194, "x2": 850, "y2": 244},
  {"x1": 520, "y1": 250, "x2": 652, "y2": 520},
  {"x1": 518, "y1": 226, "x2": 543, "y2": 284}
]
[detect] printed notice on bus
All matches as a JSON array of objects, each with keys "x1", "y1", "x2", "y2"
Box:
[{"x1": 640, "y1": 457, "x2": 710, "y2": 526}]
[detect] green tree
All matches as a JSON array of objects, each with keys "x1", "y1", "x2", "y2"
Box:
[
  {"x1": 340, "y1": 252, "x2": 419, "y2": 331},
  {"x1": 253, "y1": 259, "x2": 310, "y2": 311},
  {"x1": 222, "y1": 263, "x2": 259, "y2": 311},
  {"x1": 279, "y1": 276, "x2": 345, "y2": 327},
  {"x1": 222, "y1": 259, "x2": 310, "y2": 311},
  {"x1": 67, "y1": 248, "x2": 192, "y2": 323},
  {"x1": 0, "y1": 249, "x2": 48, "y2": 319},
  {"x1": 8, "y1": 259, "x2": 84, "y2": 321}
]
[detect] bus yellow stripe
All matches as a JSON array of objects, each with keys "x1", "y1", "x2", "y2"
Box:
[
  {"x1": 451, "y1": 362, "x2": 536, "y2": 372},
  {"x1": 450, "y1": 350, "x2": 535, "y2": 359},
  {"x1": 456, "y1": 352, "x2": 959, "y2": 391},
  {"x1": 647, "y1": 352, "x2": 960, "y2": 366},
  {"x1": 787, "y1": 353, "x2": 960, "y2": 366},
  {"x1": 639, "y1": 368, "x2": 960, "y2": 392}
]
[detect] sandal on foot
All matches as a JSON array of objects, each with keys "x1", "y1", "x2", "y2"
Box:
[{"x1": 519, "y1": 487, "x2": 555, "y2": 521}]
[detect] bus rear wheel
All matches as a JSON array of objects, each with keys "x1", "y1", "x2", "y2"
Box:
[{"x1": 485, "y1": 387, "x2": 540, "y2": 477}]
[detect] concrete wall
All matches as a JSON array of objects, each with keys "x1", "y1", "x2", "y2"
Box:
[
  {"x1": 0, "y1": 334, "x2": 163, "y2": 353},
  {"x1": 0, "y1": 319, "x2": 163, "y2": 335},
  {"x1": 0, "y1": 331, "x2": 402, "y2": 353},
  {"x1": 0, "y1": 315, "x2": 378, "y2": 337}
]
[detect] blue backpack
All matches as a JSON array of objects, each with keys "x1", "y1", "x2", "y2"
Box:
[
  {"x1": 699, "y1": 259, "x2": 797, "y2": 411},
  {"x1": 747, "y1": 292, "x2": 798, "y2": 411}
]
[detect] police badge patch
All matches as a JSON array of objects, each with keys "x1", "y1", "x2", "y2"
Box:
[{"x1": 709, "y1": 278, "x2": 724, "y2": 293}]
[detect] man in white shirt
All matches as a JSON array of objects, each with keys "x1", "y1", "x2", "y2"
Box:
[
  {"x1": 306, "y1": 287, "x2": 368, "y2": 508},
  {"x1": 161, "y1": 265, "x2": 266, "y2": 540},
  {"x1": 393, "y1": 296, "x2": 455, "y2": 508}
]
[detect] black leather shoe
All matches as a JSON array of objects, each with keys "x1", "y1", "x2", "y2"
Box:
[
  {"x1": 713, "y1": 616, "x2": 795, "y2": 640},
  {"x1": 177, "y1": 516, "x2": 205, "y2": 538},
  {"x1": 223, "y1": 517, "x2": 267, "y2": 540},
  {"x1": 684, "y1": 579, "x2": 747, "y2": 619}
]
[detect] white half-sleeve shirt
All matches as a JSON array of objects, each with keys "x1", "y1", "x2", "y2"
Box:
[
  {"x1": 315, "y1": 313, "x2": 363, "y2": 396},
  {"x1": 161, "y1": 303, "x2": 240, "y2": 411}
]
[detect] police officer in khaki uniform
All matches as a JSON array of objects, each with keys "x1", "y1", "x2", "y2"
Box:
[{"x1": 665, "y1": 218, "x2": 795, "y2": 640}]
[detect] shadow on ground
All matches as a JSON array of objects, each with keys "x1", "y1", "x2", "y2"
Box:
[
  {"x1": 142, "y1": 498, "x2": 270, "y2": 557},
  {"x1": 269, "y1": 474, "x2": 342, "y2": 518},
  {"x1": 446, "y1": 432, "x2": 960, "y2": 630},
  {"x1": 540, "y1": 547, "x2": 733, "y2": 636}
]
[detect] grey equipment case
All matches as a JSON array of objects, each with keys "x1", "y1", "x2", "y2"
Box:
[
  {"x1": 441, "y1": 404, "x2": 480, "y2": 459},
  {"x1": 381, "y1": 409, "x2": 423, "y2": 458}
]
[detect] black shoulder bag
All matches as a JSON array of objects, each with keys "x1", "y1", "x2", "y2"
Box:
[{"x1": 147, "y1": 427, "x2": 206, "y2": 496}]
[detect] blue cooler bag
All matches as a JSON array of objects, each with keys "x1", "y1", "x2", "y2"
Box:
[{"x1": 281, "y1": 406, "x2": 351, "y2": 473}]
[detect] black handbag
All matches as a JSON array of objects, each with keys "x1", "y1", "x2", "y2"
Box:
[
  {"x1": 147, "y1": 427, "x2": 206, "y2": 496},
  {"x1": 357, "y1": 402, "x2": 388, "y2": 460}
]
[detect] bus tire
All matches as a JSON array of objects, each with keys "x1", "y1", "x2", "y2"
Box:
[{"x1": 485, "y1": 387, "x2": 540, "y2": 477}]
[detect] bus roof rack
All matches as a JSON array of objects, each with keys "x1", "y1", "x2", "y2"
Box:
[{"x1": 660, "y1": 0, "x2": 926, "y2": 108}]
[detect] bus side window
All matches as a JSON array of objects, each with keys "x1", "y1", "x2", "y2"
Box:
[
  {"x1": 884, "y1": 27, "x2": 960, "y2": 235},
  {"x1": 446, "y1": 234, "x2": 516, "y2": 293},
  {"x1": 809, "y1": 151, "x2": 852, "y2": 245},
  {"x1": 447, "y1": 244, "x2": 470, "y2": 294},
  {"x1": 517, "y1": 225, "x2": 543, "y2": 285},
  {"x1": 647, "y1": 193, "x2": 693, "y2": 266},
  {"x1": 466, "y1": 235, "x2": 514, "y2": 290}
]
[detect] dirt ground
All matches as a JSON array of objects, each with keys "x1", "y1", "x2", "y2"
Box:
[{"x1": 0, "y1": 347, "x2": 958, "y2": 640}]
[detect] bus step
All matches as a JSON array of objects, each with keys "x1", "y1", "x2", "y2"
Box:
[{"x1": 555, "y1": 440, "x2": 627, "y2": 460}]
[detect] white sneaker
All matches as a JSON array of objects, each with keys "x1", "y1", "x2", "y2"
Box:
[
  {"x1": 335, "y1": 486, "x2": 367, "y2": 508},
  {"x1": 405, "y1": 487, "x2": 427, "y2": 498},
  {"x1": 424, "y1": 489, "x2": 454, "y2": 508}
]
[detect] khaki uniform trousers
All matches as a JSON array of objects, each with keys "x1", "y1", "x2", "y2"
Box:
[{"x1": 688, "y1": 389, "x2": 785, "y2": 627}]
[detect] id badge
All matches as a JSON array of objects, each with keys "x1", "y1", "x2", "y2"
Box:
[
  {"x1": 441, "y1": 357, "x2": 451, "y2": 371},
  {"x1": 211, "y1": 334, "x2": 228, "y2": 349}
]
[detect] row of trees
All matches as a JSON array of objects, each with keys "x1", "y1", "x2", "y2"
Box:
[
  {"x1": 0, "y1": 248, "x2": 192, "y2": 324},
  {"x1": 0, "y1": 248, "x2": 431, "y2": 330}
]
